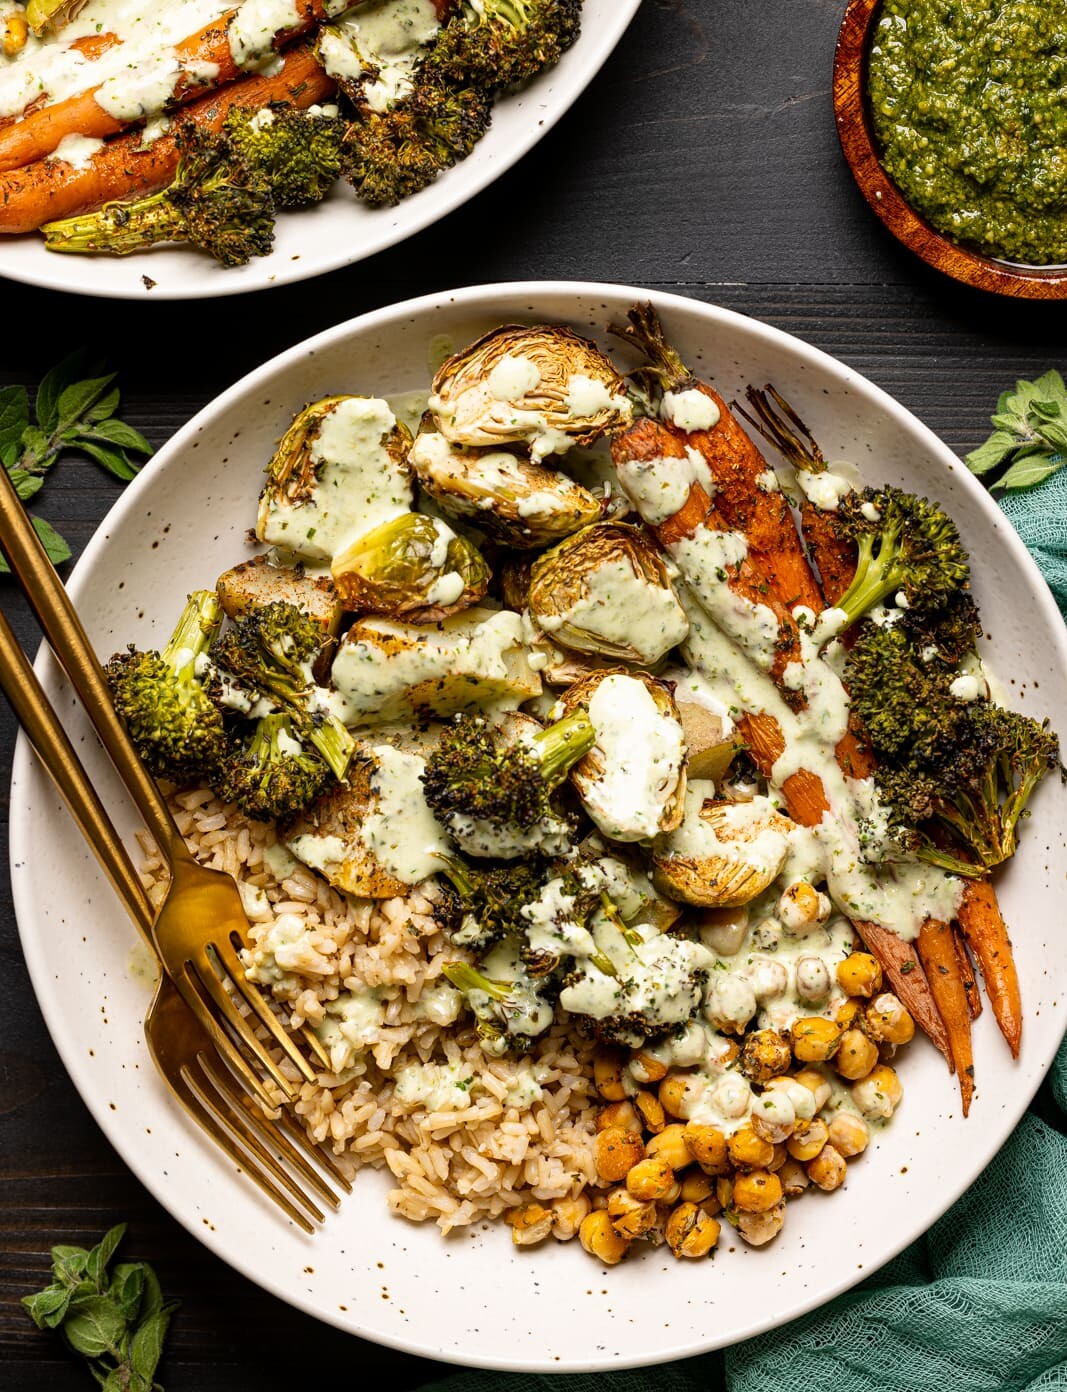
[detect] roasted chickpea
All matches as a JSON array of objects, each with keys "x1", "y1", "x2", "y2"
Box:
[
  {"x1": 777, "y1": 881, "x2": 831, "y2": 935},
  {"x1": 646, "y1": 1123, "x2": 692, "y2": 1173},
  {"x1": 665, "y1": 1202, "x2": 720, "y2": 1258},
  {"x1": 627, "y1": 1155, "x2": 676, "y2": 1202},
  {"x1": 594, "y1": 1126, "x2": 645, "y2": 1183},
  {"x1": 836, "y1": 951, "x2": 884, "y2": 998},
  {"x1": 835, "y1": 998, "x2": 863, "y2": 1029},
  {"x1": 550, "y1": 1193, "x2": 591, "y2": 1241},
  {"x1": 1, "y1": 12, "x2": 28, "y2": 57},
  {"x1": 791, "y1": 1016, "x2": 842, "y2": 1063},
  {"x1": 764, "y1": 1076, "x2": 816, "y2": 1122},
  {"x1": 806, "y1": 1143, "x2": 847, "y2": 1191},
  {"x1": 792, "y1": 1068, "x2": 832, "y2": 1109},
  {"x1": 510, "y1": 1202, "x2": 554, "y2": 1246},
  {"x1": 732, "y1": 1169, "x2": 783, "y2": 1213},
  {"x1": 629, "y1": 1050, "x2": 669, "y2": 1085},
  {"x1": 865, "y1": 992, "x2": 915, "y2": 1047},
  {"x1": 634, "y1": 1090, "x2": 666, "y2": 1134},
  {"x1": 607, "y1": 1188, "x2": 658, "y2": 1239},
  {"x1": 736, "y1": 1199, "x2": 785, "y2": 1246},
  {"x1": 750, "y1": 1089, "x2": 796, "y2": 1144},
  {"x1": 594, "y1": 1051, "x2": 632, "y2": 1101},
  {"x1": 595, "y1": 1100, "x2": 641, "y2": 1133},
  {"x1": 683, "y1": 1122, "x2": 729, "y2": 1174},
  {"x1": 696, "y1": 905, "x2": 750, "y2": 955},
  {"x1": 828, "y1": 1111, "x2": 870, "y2": 1158},
  {"x1": 778, "y1": 1157, "x2": 811, "y2": 1198},
  {"x1": 851, "y1": 1064, "x2": 903, "y2": 1120},
  {"x1": 659, "y1": 1071, "x2": 699, "y2": 1118},
  {"x1": 786, "y1": 1116, "x2": 829, "y2": 1162},
  {"x1": 740, "y1": 1028, "x2": 793, "y2": 1084},
  {"x1": 727, "y1": 1125, "x2": 775, "y2": 1171},
  {"x1": 795, "y1": 954, "x2": 831, "y2": 1004},
  {"x1": 704, "y1": 972, "x2": 758, "y2": 1034},
  {"x1": 835, "y1": 1028, "x2": 880, "y2": 1081},
  {"x1": 680, "y1": 1171, "x2": 717, "y2": 1204},
  {"x1": 579, "y1": 1210, "x2": 630, "y2": 1265}
]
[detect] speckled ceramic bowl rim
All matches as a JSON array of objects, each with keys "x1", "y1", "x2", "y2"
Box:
[
  {"x1": 11, "y1": 281, "x2": 1067, "y2": 1370},
  {"x1": 834, "y1": 0, "x2": 1067, "y2": 299}
]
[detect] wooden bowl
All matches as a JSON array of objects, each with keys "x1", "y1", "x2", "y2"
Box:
[{"x1": 833, "y1": 0, "x2": 1067, "y2": 299}]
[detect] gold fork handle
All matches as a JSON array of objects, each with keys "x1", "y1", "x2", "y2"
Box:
[
  {"x1": 0, "y1": 600, "x2": 155, "y2": 942},
  {"x1": 0, "y1": 463, "x2": 185, "y2": 864}
]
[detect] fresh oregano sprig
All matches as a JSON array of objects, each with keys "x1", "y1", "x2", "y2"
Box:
[
  {"x1": 0, "y1": 351, "x2": 153, "y2": 572},
  {"x1": 965, "y1": 368, "x2": 1067, "y2": 492},
  {"x1": 22, "y1": 1224, "x2": 177, "y2": 1391}
]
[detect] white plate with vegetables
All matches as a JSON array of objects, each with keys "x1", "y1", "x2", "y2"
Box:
[
  {"x1": 11, "y1": 282, "x2": 1067, "y2": 1371},
  {"x1": 0, "y1": 0, "x2": 638, "y2": 300}
]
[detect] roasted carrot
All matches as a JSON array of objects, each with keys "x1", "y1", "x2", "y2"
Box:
[
  {"x1": 957, "y1": 877, "x2": 1022, "y2": 1058},
  {"x1": 0, "y1": 0, "x2": 368, "y2": 173},
  {"x1": 800, "y1": 500, "x2": 856, "y2": 606},
  {"x1": 0, "y1": 44, "x2": 334, "y2": 234},
  {"x1": 917, "y1": 919, "x2": 975, "y2": 1113},
  {"x1": 615, "y1": 304, "x2": 825, "y2": 612},
  {"x1": 855, "y1": 918, "x2": 952, "y2": 1064},
  {"x1": 612, "y1": 417, "x2": 806, "y2": 695},
  {"x1": 953, "y1": 927, "x2": 982, "y2": 1020}
]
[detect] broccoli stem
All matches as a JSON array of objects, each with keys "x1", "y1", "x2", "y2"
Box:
[
  {"x1": 532, "y1": 709, "x2": 595, "y2": 785},
  {"x1": 303, "y1": 708, "x2": 354, "y2": 783},
  {"x1": 443, "y1": 962, "x2": 509, "y2": 999},
  {"x1": 599, "y1": 893, "x2": 641, "y2": 949},
  {"x1": 162, "y1": 590, "x2": 223, "y2": 677},
  {"x1": 44, "y1": 192, "x2": 188, "y2": 257},
  {"x1": 831, "y1": 525, "x2": 904, "y2": 629},
  {"x1": 432, "y1": 853, "x2": 477, "y2": 897}
]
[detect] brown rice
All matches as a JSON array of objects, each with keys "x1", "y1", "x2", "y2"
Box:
[{"x1": 138, "y1": 787, "x2": 600, "y2": 1233}]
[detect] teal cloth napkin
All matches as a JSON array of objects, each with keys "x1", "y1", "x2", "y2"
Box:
[{"x1": 421, "y1": 476, "x2": 1067, "y2": 1392}]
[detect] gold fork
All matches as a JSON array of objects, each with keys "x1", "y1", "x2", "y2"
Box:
[
  {"x1": 0, "y1": 601, "x2": 350, "y2": 1230},
  {"x1": 0, "y1": 464, "x2": 325, "y2": 1102}
]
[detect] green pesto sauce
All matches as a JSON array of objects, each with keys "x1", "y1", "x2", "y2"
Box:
[{"x1": 868, "y1": 0, "x2": 1067, "y2": 266}]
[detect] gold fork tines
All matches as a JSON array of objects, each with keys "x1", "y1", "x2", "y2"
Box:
[
  {"x1": 0, "y1": 460, "x2": 319, "y2": 1095},
  {"x1": 0, "y1": 598, "x2": 346, "y2": 1230}
]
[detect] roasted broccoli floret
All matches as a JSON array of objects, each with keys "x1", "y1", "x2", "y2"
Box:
[
  {"x1": 211, "y1": 600, "x2": 355, "y2": 781},
  {"x1": 105, "y1": 590, "x2": 227, "y2": 785},
  {"x1": 434, "y1": 854, "x2": 551, "y2": 953},
  {"x1": 421, "y1": 709, "x2": 594, "y2": 858},
  {"x1": 848, "y1": 621, "x2": 1061, "y2": 872},
  {"x1": 427, "y1": 0, "x2": 582, "y2": 91},
  {"x1": 898, "y1": 587, "x2": 983, "y2": 666},
  {"x1": 559, "y1": 903, "x2": 711, "y2": 1048},
  {"x1": 43, "y1": 123, "x2": 275, "y2": 266},
  {"x1": 826, "y1": 486, "x2": 971, "y2": 639},
  {"x1": 216, "y1": 712, "x2": 332, "y2": 822},
  {"x1": 924, "y1": 703, "x2": 1061, "y2": 870},
  {"x1": 223, "y1": 104, "x2": 344, "y2": 209},
  {"x1": 443, "y1": 945, "x2": 557, "y2": 1056},
  {"x1": 846, "y1": 621, "x2": 964, "y2": 759},
  {"x1": 343, "y1": 75, "x2": 492, "y2": 206}
]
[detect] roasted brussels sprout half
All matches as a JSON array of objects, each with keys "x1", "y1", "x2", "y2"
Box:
[
  {"x1": 428, "y1": 324, "x2": 633, "y2": 459},
  {"x1": 408, "y1": 426, "x2": 601, "y2": 549},
  {"x1": 332, "y1": 512, "x2": 490, "y2": 622},
  {"x1": 529, "y1": 521, "x2": 689, "y2": 666},
  {"x1": 26, "y1": 0, "x2": 87, "y2": 35},
  {"x1": 256, "y1": 395, "x2": 413, "y2": 564},
  {"x1": 559, "y1": 669, "x2": 687, "y2": 842},
  {"x1": 651, "y1": 785, "x2": 793, "y2": 907}
]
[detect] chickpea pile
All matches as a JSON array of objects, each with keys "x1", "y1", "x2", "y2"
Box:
[{"x1": 505, "y1": 949, "x2": 913, "y2": 1266}]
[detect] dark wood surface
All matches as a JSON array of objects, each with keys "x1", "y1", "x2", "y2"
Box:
[{"x1": 1, "y1": 1, "x2": 1065, "y2": 1386}]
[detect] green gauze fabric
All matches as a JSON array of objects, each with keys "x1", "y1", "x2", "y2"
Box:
[{"x1": 421, "y1": 478, "x2": 1067, "y2": 1392}]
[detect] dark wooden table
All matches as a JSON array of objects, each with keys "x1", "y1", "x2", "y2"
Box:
[{"x1": 2, "y1": 0, "x2": 1065, "y2": 1386}]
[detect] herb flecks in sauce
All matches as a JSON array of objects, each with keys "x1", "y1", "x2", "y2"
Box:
[{"x1": 869, "y1": 0, "x2": 1067, "y2": 266}]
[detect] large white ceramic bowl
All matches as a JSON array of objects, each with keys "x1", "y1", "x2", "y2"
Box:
[
  {"x1": 0, "y1": 4, "x2": 638, "y2": 300},
  {"x1": 11, "y1": 283, "x2": 1067, "y2": 1371}
]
